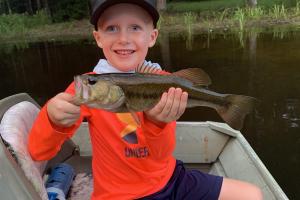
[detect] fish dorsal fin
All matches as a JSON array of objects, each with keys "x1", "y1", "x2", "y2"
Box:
[
  {"x1": 135, "y1": 62, "x2": 167, "y2": 75},
  {"x1": 172, "y1": 68, "x2": 212, "y2": 86},
  {"x1": 136, "y1": 63, "x2": 211, "y2": 86}
]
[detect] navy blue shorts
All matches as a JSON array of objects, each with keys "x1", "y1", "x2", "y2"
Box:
[{"x1": 139, "y1": 160, "x2": 223, "y2": 200}]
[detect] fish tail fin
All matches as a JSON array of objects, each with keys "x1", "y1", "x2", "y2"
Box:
[{"x1": 216, "y1": 95, "x2": 258, "y2": 130}]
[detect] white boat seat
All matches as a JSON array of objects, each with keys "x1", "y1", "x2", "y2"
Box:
[
  {"x1": 0, "y1": 94, "x2": 93, "y2": 200},
  {"x1": 0, "y1": 101, "x2": 48, "y2": 200}
]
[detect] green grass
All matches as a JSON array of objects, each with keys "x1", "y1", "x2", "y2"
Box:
[
  {"x1": 270, "y1": 4, "x2": 287, "y2": 19},
  {"x1": 0, "y1": 10, "x2": 50, "y2": 35},
  {"x1": 1, "y1": 1, "x2": 300, "y2": 43},
  {"x1": 183, "y1": 12, "x2": 197, "y2": 33},
  {"x1": 167, "y1": 0, "x2": 245, "y2": 13},
  {"x1": 296, "y1": 1, "x2": 300, "y2": 14},
  {"x1": 258, "y1": 0, "x2": 298, "y2": 8},
  {"x1": 233, "y1": 8, "x2": 246, "y2": 31},
  {"x1": 167, "y1": 0, "x2": 299, "y2": 13}
]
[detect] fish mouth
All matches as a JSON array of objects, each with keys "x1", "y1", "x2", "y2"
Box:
[{"x1": 74, "y1": 75, "x2": 89, "y2": 104}]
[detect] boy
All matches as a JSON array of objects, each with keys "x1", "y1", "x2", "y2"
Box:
[{"x1": 28, "y1": 0, "x2": 263, "y2": 199}]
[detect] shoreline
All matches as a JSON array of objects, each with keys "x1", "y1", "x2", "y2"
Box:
[{"x1": 0, "y1": 17, "x2": 299, "y2": 44}]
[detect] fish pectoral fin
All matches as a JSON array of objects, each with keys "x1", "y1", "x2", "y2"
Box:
[{"x1": 172, "y1": 68, "x2": 212, "y2": 86}]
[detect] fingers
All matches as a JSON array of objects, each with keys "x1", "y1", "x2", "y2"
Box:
[
  {"x1": 145, "y1": 88, "x2": 188, "y2": 124},
  {"x1": 56, "y1": 93, "x2": 81, "y2": 114},
  {"x1": 177, "y1": 91, "x2": 188, "y2": 118},
  {"x1": 164, "y1": 88, "x2": 188, "y2": 121},
  {"x1": 47, "y1": 93, "x2": 81, "y2": 127},
  {"x1": 167, "y1": 88, "x2": 182, "y2": 118},
  {"x1": 150, "y1": 92, "x2": 168, "y2": 115},
  {"x1": 163, "y1": 88, "x2": 176, "y2": 117}
]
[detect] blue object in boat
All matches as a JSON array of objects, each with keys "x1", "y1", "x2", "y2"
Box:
[{"x1": 45, "y1": 163, "x2": 75, "y2": 200}]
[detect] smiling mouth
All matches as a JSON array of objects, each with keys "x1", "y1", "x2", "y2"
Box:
[{"x1": 115, "y1": 50, "x2": 135, "y2": 55}]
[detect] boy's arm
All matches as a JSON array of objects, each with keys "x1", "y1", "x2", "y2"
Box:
[
  {"x1": 141, "y1": 87, "x2": 188, "y2": 161},
  {"x1": 28, "y1": 83, "x2": 84, "y2": 161},
  {"x1": 28, "y1": 105, "x2": 83, "y2": 161}
]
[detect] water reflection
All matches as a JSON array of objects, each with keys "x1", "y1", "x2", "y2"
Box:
[
  {"x1": 279, "y1": 99, "x2": 300, "y2": 129},
  {"x1": 0, "y1": 39, "x2": 100, "y2": 105},
  {"x1": 0, "y1": 30, "x2": 300, "y2": 199}
]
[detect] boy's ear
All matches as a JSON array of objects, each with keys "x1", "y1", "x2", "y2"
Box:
[
  {"x1": 93, "y1": 30, "x2": 103, "y2": 48},
  {"x1": 148, "y1": 29, "x2": 159, "y2": 48}
]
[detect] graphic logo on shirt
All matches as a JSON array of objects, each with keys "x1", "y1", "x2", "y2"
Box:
[
  {"x1": 116, "y1": 113, "x2": 138, "y2": 144},
  {"x1": 124, "y1": 146, "x2": 149, "y2": 158},
  {"x1": 116, "y1": 113, "x2": 150, "y2": 158}
]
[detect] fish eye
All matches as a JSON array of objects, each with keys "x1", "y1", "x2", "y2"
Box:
[{"x1": 88, "y1": 78, "x2": 97, "y2": 85}]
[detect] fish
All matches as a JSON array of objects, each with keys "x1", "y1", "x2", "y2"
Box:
[{"x1": 73, "y1": 65, "x2": 258, "y2": 130}]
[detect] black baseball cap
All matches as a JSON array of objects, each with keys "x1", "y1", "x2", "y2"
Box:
[{"x1": 90, "y1": 0, "x2": 159, "y2": 29}]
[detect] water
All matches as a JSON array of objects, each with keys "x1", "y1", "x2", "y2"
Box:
[{"x1": 0, "y1": 30, "x2": 300, "y2": 199}]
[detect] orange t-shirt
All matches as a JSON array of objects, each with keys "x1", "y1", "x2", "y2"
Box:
[{"x1": 28, "y1": 81, "x2": 176, "y2": 200}]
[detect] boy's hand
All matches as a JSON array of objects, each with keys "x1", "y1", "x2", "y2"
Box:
[
  {"x1": 47, "y1": 93, "x2": 81, "y2": 128},
  {"x1": 144, "y1": 88, "x2": 188, "y2": 127}
]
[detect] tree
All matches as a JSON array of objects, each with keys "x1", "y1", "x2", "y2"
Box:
[
  {"x1": 4, "y1": 0, "x2": 12, "y2": 14},
  {"x1": 42, "y1": 0, "x2": 50, "y2": 16},
  {"x1": 27, "y1": 0, "x2": 33, "y2": 14},
  {"x1": 246, "y1": 0, "x2": 257, "y2": 7},
  {"x1": 36, "y1": 0, "x2": 41, "y2": 10},
  {"x1": 49, "y1": 0, "x2": 89, "y2": 22},
  {"x1": 157, "y1": 0, "x2": 166, "y2": 11}
]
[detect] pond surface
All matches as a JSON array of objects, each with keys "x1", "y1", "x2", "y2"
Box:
[{"x1": 1, "y1": 30, "x2": 300, "y2": 199}]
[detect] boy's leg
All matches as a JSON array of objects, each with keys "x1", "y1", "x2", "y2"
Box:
[
  {"x1": 218, "y1": 178, "x2": 263, "y2": 200},
  {"x1": 140, "y1": 160, "x2": 223, "y2": 200}
]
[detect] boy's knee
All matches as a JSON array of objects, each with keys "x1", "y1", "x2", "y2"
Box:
[
  {"x1": 219, "y1": 178, "x2": 263, "y2": 200},
  {"x1": 242, "y1": 183, "x2": 263, "y2": 200},
  {"x1": 250, "y1": 185, "x2": 263, "y2": 200}
]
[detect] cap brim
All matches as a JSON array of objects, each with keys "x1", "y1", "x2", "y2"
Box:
[{"x1": 90, "y1": 0, "x2": 159, "y2": 28}]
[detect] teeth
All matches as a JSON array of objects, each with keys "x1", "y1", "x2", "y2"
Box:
[{"x1": 116, "y1": 50, "x2": 134, "y2": 55}]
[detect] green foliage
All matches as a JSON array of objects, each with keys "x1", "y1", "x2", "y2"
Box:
[
  {"x1": 183, "y1": 12, "x2": 197, "y2": 50},
  {"x1": 183, "y1": 12, "x2": 197, "y2": 27},
  {"x1": 1, "y1": 0, "x2": 300, "y2": 42},
  {"x1": 258, "y1": 0, "x2": 298, "y2": 8},
  {"x1": 246, "y1": 7, "x2": 265, "y2": 19},
  {"x1": 270, "y1": 4, "x2": 287, "y2": 19},
  {"x1": 0, "y1": 10, "x2": 50, "y2": 35},
  {"x1": 294, "y1": 0, "x2": 300, "y2": 14},
  {"x1": 232, "y1": 6, "x2": 265, "y2": 23},
  {"x1": 49, "y1": 0, "x2": 89, "y2": 22},
  {"x1": 233, "y1": 8, "x2": 245, "y2": 31},
  {"x1": 167, "y1": 0, "x2": 299, "y2": 13},
  {"x1": 167, "y1": 0, "x2": 245, "y2": 13},
  {"x1": 0, "y1": 0, "x2": 26, "y2": 14}
]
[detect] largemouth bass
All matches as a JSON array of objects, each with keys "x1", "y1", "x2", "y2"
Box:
[{"x1": 74, "y1": 67, "x2": 257, "y2": 130}]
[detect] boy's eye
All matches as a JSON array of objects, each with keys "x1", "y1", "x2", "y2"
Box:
[
  {"x1": 106, "y1": 26, "x2": 118, "y2": 32},
  {"x1": 130, "y1": 25, "x2": 142, "y2": 31}
]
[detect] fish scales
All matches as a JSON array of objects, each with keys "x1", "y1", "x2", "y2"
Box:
[
  {"x1": 74, "y1": 69, "x2": 258, "y2": 130},
  {"x1": 118, "y1": 75, "x2": 228, "y2": 109}
]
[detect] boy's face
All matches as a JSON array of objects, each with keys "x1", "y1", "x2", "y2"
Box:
[{"x1": 93, "y1": 3, "x2": 159, "y2": 72}]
